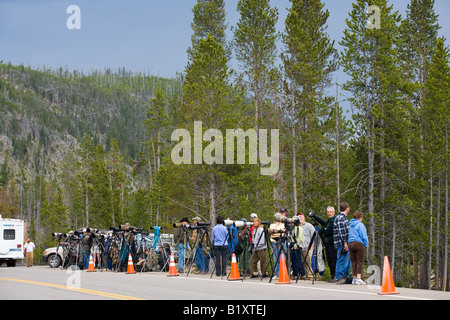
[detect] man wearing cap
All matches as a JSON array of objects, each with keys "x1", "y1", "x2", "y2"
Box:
[{"x1": 174, "y1": 217, "x2": 190, "y2": 273}]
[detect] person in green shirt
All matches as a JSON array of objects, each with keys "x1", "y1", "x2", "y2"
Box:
[{"x1": 320, "y1": 206, "x2": 337, "y2": 282}]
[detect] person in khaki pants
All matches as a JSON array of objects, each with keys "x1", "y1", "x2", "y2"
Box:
[
  {"x1": 23, "y1": 238, "x2": 35, "y2": 267},
  {"x1": 249, "y1": 218, "x2": 268, "y2": 278}
]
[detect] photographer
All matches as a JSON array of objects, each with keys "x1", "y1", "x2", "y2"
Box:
[
  {"x1": 291, "y1": 215, "x2": 305, "y2": 278},
  {"x1": 173, "y1": 217, "x2": 190, "y2": 273},
  {"x1": 298, "y1": 213, "x2": 315, "y2": 280},
  {"x1": 249, "y1": 218, "x2": 268, "y2": 278},
  {"x1": 212, "y1": 216, "x2": 228, "y2": 276},
  {"x1": 269, "y1": 208, "x2": 287, "y2": 279},
  {"x1": 321, "y1": 206, "x2": 337, "y2": 282},
  {"x1": 92, "y1": 233, "x2": 102, "y2": 268},
  {"x1": 82, "y1": 229, "x2": 94, "y2": 269},
  {"x1": 191, "y1": 216, "x2": 204, "y2": 273}
]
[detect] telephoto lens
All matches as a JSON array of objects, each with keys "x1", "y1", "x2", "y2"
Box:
[
  {"x1": 233, "y1": 221, "x2": 253, "y2": 228},
  {"x1": 223, "y1": 219, "x2": 234, "y2": 226}
]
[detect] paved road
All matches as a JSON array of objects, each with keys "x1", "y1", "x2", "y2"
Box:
[{"x1": 1, "y1": 265, "x2": 449, "y2": 303}]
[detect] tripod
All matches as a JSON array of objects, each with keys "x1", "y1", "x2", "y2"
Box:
[
  {"x1": 246, "y1": 225, "x2": 273, "y2": 281},
  {"x1": 137, "y1": 228, "x2": 160, "y2": 273},
  {"x1": 185, "y1": 227, "x2": 213, "y2": 277},
  {"x1": 62, "y1": 236, "x2": 82, "y2": 270},
  {"x1": 269, "y1": 223, "x2": 294, "y2": 284},
  {"x1": 172, "y1": 226, "x2": 190, "y2": 275},
  {"x1": 296, "y1": 225, "x2": 322, "y2": 284},
  {"x1": 210, "y1": 225, "x2": 235, "y2": 280}
]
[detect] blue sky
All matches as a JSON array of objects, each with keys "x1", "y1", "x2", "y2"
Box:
[{"x1": 0, "y1": 0, "x2": 449, "y2": 80}]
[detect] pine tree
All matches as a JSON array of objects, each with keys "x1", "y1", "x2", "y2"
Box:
[
  {"x1": 233, "y1": 0, "x2": 279, "y2": 132},
  {"x1": 0, "y1": 153, "x2": 8, "y2": 188},
  {"x1": 106, "y1": 138, "x2": 127, "y2": 226},
  {"x1": 399, "y1": 0, "x2": 440, "y2": 288},
  {"x1": 178, "y1": 0, "x2": 246, "y2": 226},
  {"x1": 423, "y1": 37, "x2": 450, "y2": 290},
  {"x1": 340, "y1": 0, "x2": 404, "y2": 265},
  {"x1": 282, "y1": 0, "x2": 338, "y2": 213},
  {"x1": 89, "y1": 144, "x2": 113, "y2": 229}
]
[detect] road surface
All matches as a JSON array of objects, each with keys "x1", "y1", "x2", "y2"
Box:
[{"x1": 1, "y1": 265, "x2": 448, "y2": 303}]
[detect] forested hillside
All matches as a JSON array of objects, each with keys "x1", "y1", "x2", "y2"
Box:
[{"x1": 0, "y1": 0, "x2": 448, "y2": 291}]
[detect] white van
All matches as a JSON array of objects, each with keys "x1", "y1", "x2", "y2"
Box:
[{"x1": 0, "y1": 215, "x2": 25, "y2": 267}]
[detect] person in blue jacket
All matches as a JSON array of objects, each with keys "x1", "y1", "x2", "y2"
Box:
[{"x1": 348, "y1": 211, "x2": 368, "y2": 285}]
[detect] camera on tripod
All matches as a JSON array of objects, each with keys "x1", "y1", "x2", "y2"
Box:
[
  {"x1": 233, "y1": 220, "x2": 253, "y2": 228},
  {"x1": 274, "y1": 213, "x2": 300, "y2": 226},
  {"x1": 173, "y1": 223, "x2": 205, "y2": 230},
  {"x1": 308, "y1": 211, "x2": 326, "y2": 226}
]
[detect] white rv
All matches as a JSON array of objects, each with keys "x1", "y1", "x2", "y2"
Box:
[{"x1": 0, "y1": 215, "x2": 25, "y2": 267}]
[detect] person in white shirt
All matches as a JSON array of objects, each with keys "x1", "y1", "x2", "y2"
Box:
[{"x1": 23, "y1": 238, "x2": 35, "y2": 267}]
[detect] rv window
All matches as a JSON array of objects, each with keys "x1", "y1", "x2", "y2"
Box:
[{"x1": 4, "y1": 229, "x2": 15, "y2": 240}]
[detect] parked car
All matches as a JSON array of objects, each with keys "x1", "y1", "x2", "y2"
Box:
[{"x1": 42, "y1": 246, "x2": 64, "y2": 268}]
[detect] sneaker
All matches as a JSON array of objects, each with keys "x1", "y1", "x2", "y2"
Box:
[
  {"x1": 336, "y1": 278, "x2": 347, "y2": 285},
  {"x1": 354, "y1": 278, "x2": 366, "y2": 285}
]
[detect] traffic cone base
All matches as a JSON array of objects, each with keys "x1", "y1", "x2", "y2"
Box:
[
  {"x1": 87, "y1": 253, "x2": 96, "y2": 272},
  {"x1": 275, "y1": 252, "x2": 291, "y2": 284},
  {"x1": 228, "y1": 253, "x2": 242, "y2": 281},
  {"x1": 126, "y1": 252, "x2": 136, "y2": 274},
  {"x1": 378, "y1": 256, "x2": 399, "y2": 295},
  {"x1": 167, "y1": 252, "x2": 179, "y2": 277}
]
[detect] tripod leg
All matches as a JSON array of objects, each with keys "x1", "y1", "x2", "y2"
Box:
[{"x1": 269, "y1": 242, "x2": 282, "y2": 283}]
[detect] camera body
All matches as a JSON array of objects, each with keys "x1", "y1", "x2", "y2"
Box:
[
  {"x1": 308, "y1": 211, "x2": 327, "y2": 226},
  {"x1": 274, "y1": 213, "x2": 300, "y2": 226}
]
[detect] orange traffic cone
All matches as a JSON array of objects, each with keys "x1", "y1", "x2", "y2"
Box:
[
  {"x1": 228, "y1": 253, "x2": 242, "y2": 281},
  {"x1": 126, "y1": 252, "x2": 136, "y2": 274},
  {"x1": 275, "y1": 252, "x2": 291, "y2": 284},
  {"x1": 87, "y1": 253, "x2": 96, "y2": 272},
  {"x1": 378, "y1": 256, "x2": 400, "y2": 295},
  {"x1": 167, "y1": 252, "x2": 179, "y2": 277}
]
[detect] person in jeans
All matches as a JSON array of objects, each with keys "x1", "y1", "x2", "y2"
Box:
[
  {"x1": 269, "y1": 209, "x2": 286, "y2": 279},
  {"x1": 349, "y1": 211, "x2": 368, "y2": 285},
  {"x1": 173, "y1": 217, "x2": 190, "y2": 273},
  {"x1": 191, "y1": 216, "x2": 204, "y2": 273},
  {"x1": 291, "y1": 215, "x2": 305, "y2": 279},
  {"x1": 333, "y1": 202, "x2": 351, "y2": 284},
  {"x1": 213, "y1": 216, "x2": 228, "y2": 276}
]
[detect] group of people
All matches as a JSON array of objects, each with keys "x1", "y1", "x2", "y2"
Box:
[
  {"x1": 173, "y1": 201, "x2": 369, "y2": 284},
  {"x1": 333, "y1": 202, "x2": 369, "y2": 284}
]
